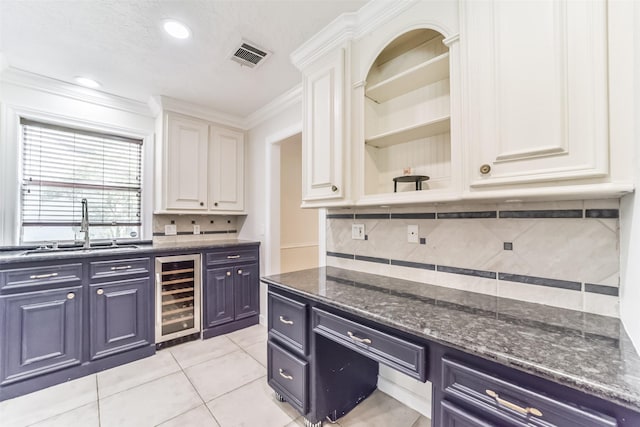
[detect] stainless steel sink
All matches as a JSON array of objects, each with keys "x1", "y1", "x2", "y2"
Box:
[{"x1": 20, "y1": 244, "x2": 139, "y2": 255}]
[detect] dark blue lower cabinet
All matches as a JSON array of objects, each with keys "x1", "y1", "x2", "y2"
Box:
[
  {"x1": 89, "y1": 278, "x2": 151, "y2": 361},
  {"x1": 204, "y1": 267, "x2": 235, "y2": 328},
  {"x1": 440, "y1": 400, "x2": 495, "y2": 427},
  {"x1": 0, "y1": 286, "x2": 83, "y2": 386},
  {"x1": 234, "y1": 263, "x2": 259, "y2": 320}
]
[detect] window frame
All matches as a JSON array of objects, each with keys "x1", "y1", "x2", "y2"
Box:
[{"x1": 2, "y1": 106, "x2": 153, "y2": 246}]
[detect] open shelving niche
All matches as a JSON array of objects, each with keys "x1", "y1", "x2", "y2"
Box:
[{"x1": 364, "y1": 29, "x2": 452, "y2": 197}]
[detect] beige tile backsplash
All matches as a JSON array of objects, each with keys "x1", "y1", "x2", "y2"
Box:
[
  {"x1": 326, "y1": 199, "x2": 620, "y2": 317},
  {"x1": 152, "y1": 215, "x2": 238, "y2": 242}
]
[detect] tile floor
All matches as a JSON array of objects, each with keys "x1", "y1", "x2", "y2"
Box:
[{"x1": 0, "y1": 324, "x2": 431, "y2": 427}]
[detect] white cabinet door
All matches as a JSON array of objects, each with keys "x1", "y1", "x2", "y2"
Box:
[
  {"x1": 462, "y1": 0, "x2": 608, "y2": 188},
  {"x1": 165, "y1": 114, "x2": 209, "y2": 210},
  {"x1": 209, "y1": 127, "x2": 244, "y2": 211},
  {"x1": 302, "y1": 48, "x2": 345, "y2": 203}
]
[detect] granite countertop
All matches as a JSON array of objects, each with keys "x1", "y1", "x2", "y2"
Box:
[
  {"x1": 0, "y1": 239, "x2": 260, "y2": 264},
  {"x1": 261, "y1": 266, "x2": 640, "y2": 412}
]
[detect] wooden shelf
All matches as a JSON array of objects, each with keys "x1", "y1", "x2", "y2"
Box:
[
  {"x1": 162, "y1": 314, "x2": 194, "y2": 326},
  {"x1": 366, "y1": 52, "x2": 449, "y2": 103},
  {"x1": 365, "y1": 116, "x2": 450, "y2": 148},
  {"x1": 161, "y1": 277, "x2": 193, "y2": 286},
  {"x1": 162, "y1": 306, "x2": 193, "y2": 317},
  {"x1": 162, "y1": 268, "x2": 194, "y2": 275},
  {"x1": 162, "y1": 287, "x2": 194, "y2": 296},
  {"x1": 162, "y1": 296, "x2": 194, "y2": 306}
]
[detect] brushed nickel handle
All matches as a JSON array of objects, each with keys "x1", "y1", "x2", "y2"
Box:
[
  {"x1": 237, "y1": 269, "x2": 243, "y2": 275},
  {"x1": 480, "y1": 164, "x2": 491, "y2": 175},
  {"x1": 278, "y1": 369, "x2": 293, "y2": 380},
  {"x1": 227, "y1": 255, "x2": 241, "y2": 259},
  {"x1": 331, "y1": 185, "x2": 338, "y2": 192},
  {"x1": 279, "y1": 316, "x2": 293, "y2": 325},
  {"x1": 200, "y1": 202, "x2": 204, "y2": 206},
  {"x1": 66, "y1": 292, "x2": 75, "y2": 300},
  {"x1": 347, "y1": 331, "x2": 371, "y2": 345},
  {"x1": 226, "y1": 271, "x2": 231, "y2": 276},
  {"x1": 486, "y1": 390, "x2": 542, "y2": 417},
  {"x1": 97, "y1": 289, "x2": 104, "y2": 295},
  {"x1": 30, "y1": 272, "x2": 59, "y2": 279},
  {"x1": 110, "y1": 265, "x2": 132, "y2": 271}
]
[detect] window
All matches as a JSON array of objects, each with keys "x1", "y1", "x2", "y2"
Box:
[{"x1": 20, "y1": 119, "x2": 143, "y2": 243}]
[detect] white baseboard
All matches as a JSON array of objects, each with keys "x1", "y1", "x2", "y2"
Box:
[{"x1": 377, "y1": 375, "x2": 432, "y2": 418}]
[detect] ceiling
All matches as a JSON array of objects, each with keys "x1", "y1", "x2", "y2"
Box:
[{"x1": 0, "y1": 0, "x2": 367, "y2": 117}]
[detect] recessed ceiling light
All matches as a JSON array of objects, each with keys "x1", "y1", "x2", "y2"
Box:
[
  {"x1": 163, "y1": 20, "x2": 191, "y2": 39},
  {"x1": 74, "y1": 76, "x2": 101, "y2": 88}
]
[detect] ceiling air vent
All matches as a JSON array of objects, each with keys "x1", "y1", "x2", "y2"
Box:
[{"x1": 230, "y1": 40, "x2": 271, "y2": 69}]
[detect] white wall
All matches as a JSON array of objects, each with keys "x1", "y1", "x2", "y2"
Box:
[
  {"x1": 0, "y1": 71, "x2": 155, "y2": 246},
  {"x1": 619, "y1": 0, "x2": 640, "y2": 353},
  {"x1": 239, "y1": 101, "x2": 302, "y2": 322}
]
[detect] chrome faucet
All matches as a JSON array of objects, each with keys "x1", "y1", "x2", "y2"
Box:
[{"x1": 80, "y1": 198, "x2": 90, "y2": 249}]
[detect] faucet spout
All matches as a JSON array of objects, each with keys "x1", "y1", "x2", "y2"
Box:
[{"x1": 80, "y1": 198, "x2": 90, "y2": 249}]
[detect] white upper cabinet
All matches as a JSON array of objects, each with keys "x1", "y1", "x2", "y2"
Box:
[
  {"x1": 164, "y1": 113, "x2": 209, "y2": 210},
  {"x1": 209, "y1": 127, "x2": 244, "y2": 211},
  {"x1": 155, "y1": 111, "x2": 245, "y2": 214},
  {"x1": 461, "y1": 0, "x2": 610, "y2": 190},
  {"x1": 300, "y1": 48, "x2": 347, "y2": 206}
]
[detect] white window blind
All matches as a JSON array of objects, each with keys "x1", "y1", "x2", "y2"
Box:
[{"x1": 20, "y1": 118, "x2": 142, "y2": 243}]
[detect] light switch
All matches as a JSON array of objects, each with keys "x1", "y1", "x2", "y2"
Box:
[{"x1": 352, "y1": 224, "x2": 365, "y2": 240}]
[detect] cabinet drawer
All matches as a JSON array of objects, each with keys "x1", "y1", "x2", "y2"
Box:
[
  {"x1": 268, "y1": 292, "x2": 307, "y2": 355},
  {"x1": 205, "y1": 248, "x2": 258, "y2": 266},
  {"x1": 312, "y1": 308, "x2": 426, "y2": 381},
  {"x1": 0, "y1": 263, "x2": 83, "y2": 291},
  {"x1": 89, "y1": 258, "x2": 150, "y2": 280},
  {"x1": 267, "y1": 340, "x2": 308, "y2": 415},
  {"x1": 440, "y1": 400, "x2": 495, "y2": 427},
  {"x1": 442, "y1": 357, "x2": 617, "y2": 427}
]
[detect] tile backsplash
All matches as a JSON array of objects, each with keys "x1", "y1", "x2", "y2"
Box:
[
  {"x1": 326, "y1": 199, "x2": 620, "y2": 317},
  {"x1": 152, "y1": 215, "x2": 238, "y2": 243}
]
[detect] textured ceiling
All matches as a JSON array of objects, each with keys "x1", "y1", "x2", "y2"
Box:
[{"x1": 0, "y1": 0, "x2": 367, "y2": 117}]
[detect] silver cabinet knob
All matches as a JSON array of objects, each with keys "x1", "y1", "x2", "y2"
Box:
[
  {"x1": 480, "y1": 164, "x2": 491, "y2": 175},
  {"x1": 97, "y1": 289, "x2": 104, "y2": 295},
  {"x1": 237, "y1": 269, "x2": 243, "y2": 275},
  {"x1": 67, "y1": 292, "x2": 75, "y2": 300},
  {"x1": 226, "y1": 271, "x2": 231, "y2": 276},
  {"x1": 331, "y1": 185, "x2": 338, "y2": 192}
]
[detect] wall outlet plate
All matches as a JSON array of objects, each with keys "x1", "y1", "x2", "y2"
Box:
[
  {"x1": 407, "y1": 225, "x2": 419, "y2": 243},
  {"x1": 164, "y1": 224, "x2": 177, "y2": 236},
  {"x1": 352, "y1": 224, "x2": 365, "y2": 240},
  {"x1": 193, "y1": 225, "x2": 200, "y2": 235}
]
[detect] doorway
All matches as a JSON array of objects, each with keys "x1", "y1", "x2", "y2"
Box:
[{"x1": 279, "y1": 134, "x2": 319, "y2": 273}]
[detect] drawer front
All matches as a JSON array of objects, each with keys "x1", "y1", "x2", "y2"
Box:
[
  {"x1": 442, "y1": 357, "x2": 617, "y2": 427},
  {"x1": 440, "y1": 400, "x2": 496, "y2": 427},
  {"x1": 0, "y1": 263, "x2": 83, "y2": 291},
  {"x1": 268, "y1": 292, "x2": 307, "y2": 355},
  {"x1": 268, "y1": 340, "x2": 308, "y2": 414},
  {"x1": 89, "y1": 258, "x2": 150, "y2": 280},
  {"x1": 205, "y1": 248, "x2": 258, "y2": 267},
  {"x1": 312, "y1": 308, "x2": 426, "y2": 381}
]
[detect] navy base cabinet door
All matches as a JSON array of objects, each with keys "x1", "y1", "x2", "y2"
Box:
[
  {"x1": 204, "y1": 267, "x2": 235, "y2": 328},
  {"x1": 89, "y1": 278, "x2": 151, "y2": 360},
  {"x1": 0, "y1": 287, "x2": 83, "y2": 386},
  {"x1": 235, "y1": 263, "x2": 259, "y2": 320}
]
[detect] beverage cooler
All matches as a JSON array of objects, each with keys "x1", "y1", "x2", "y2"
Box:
[{"x1": 155, "y1": 254, "x2": 201, "y2": 343}]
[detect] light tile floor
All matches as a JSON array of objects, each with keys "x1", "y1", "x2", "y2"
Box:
[{"x1": 0, "y1": 324, "x2": 431, "y2": 427}]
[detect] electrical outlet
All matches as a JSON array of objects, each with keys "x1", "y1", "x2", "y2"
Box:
[
  {"x1": 164, "y1": 224, "x2": 177, "y2": 236},
  {"x1": 407, "y1": 225, "x2": 419, "y2": 243},
  {"x1": 193, "y1": 225, "x2": 200, "y2": 235},
  {"x1": 352, "y1": 224, "x2": 365, "y2": 240}
]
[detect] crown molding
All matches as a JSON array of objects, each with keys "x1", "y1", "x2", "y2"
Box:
[
  {"x1": 148, "y1": 95, "x2": 246, "y2": 130},
  {"x1": 290, "y1": 0, "x2": 415, "y2": 70},
  {"x1": 0, "y1": 67, "x2": 152, "y2": 117},
  {"x1": 244, "y1": 84, "x2": 302, "y2": 129}
]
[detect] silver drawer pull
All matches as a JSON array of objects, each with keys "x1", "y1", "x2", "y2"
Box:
[
  {"x1": 110, "y1": 265, "x2": 132, "y2": 270},
  {"x1": 279, "y1": 316, "x2": 293, "y2": 325},
  {"x1": 486, "y1": 390, "x2": 542, "y2": 417},
  {"x1": 30, "y1": 272, "x2": 59, "y2": 279},
  {"x1": 227, "y1": 255, "x2": 241, "y2": 259},
  {"x1": 347, "y1": 331, "x2": 372, "y2": 345},
  {"x1": 278, "y1": 369, "x2": 293, "y2": 380}
]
